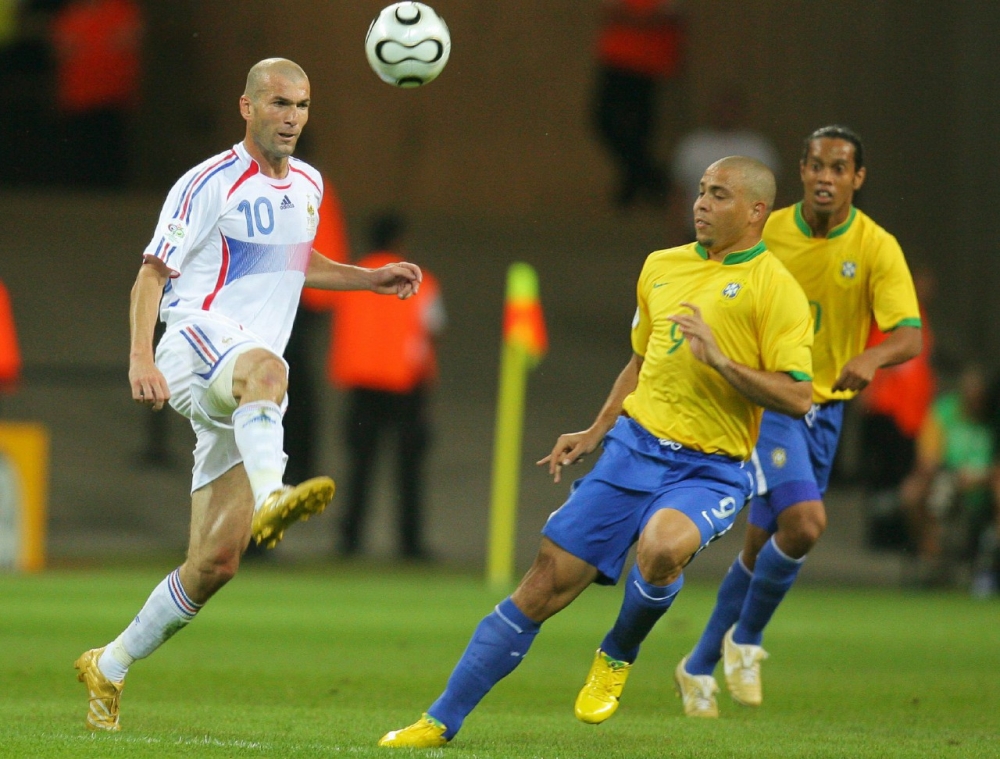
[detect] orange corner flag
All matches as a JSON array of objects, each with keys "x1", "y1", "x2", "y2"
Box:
[
  {"x1": 488, "y1": 263, "x2": 546, "y2": 589},
  {"x1": 502, "y1": 262, "x2": 548, "y2": 361}
]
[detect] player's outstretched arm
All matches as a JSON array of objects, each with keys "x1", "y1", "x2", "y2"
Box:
[
  {"x1": 538, "y1": 353, "x2": 643, "y2": 482},
  {"x1": 129, "y1": 261, "x2": 171, "y2": 411},
  {"x1": 832, "y1": 325, "x2": 921, "y2": 393},
  {"x1": 669, "y1": 302, "x2": 812, "y2": 418},
  {"x1": 305, "y1": 251, "x2": 422, "y2": 299}
]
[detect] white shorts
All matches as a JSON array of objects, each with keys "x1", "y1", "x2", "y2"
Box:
[{"x1": 156, "y1": 317, "x2": 288, "y2": 493}]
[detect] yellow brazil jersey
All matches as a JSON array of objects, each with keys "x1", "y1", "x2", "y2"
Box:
[
  {"x1": 763, "y1": 203, "x2": 921, "y2": 403},
  {"x1": 623, "y1": 241, "x2": 813, "y2": 461}
]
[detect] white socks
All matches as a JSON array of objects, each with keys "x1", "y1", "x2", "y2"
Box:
[
  {"x1": 232, "y1": 400, "x2": 287, "y2": 509},
  {"x1": 98, "y1": 568, "x2": 202, "y2": 683}
]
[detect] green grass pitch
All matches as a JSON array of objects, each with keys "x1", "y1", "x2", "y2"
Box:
[{"x1": 2, "y1": 564, "x2": 998, "y2": 758}]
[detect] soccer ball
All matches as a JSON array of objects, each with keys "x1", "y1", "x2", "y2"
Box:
[{"x1": 365, "y1": 2, "x2": 451, "y2": 88}]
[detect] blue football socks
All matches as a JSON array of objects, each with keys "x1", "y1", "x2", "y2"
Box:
[
  {"x1": 686, "y1": 555, "x2": 753, "y2": 675},
  {"x1": 427, "y1": 597, "x2": 540, "y2": 739},
  {"x1": 600, "y1": 564, "x2": 684, "y2": 663},
  {"x1": 733, "y1": 537, "x2": 804, "y2": 646}
]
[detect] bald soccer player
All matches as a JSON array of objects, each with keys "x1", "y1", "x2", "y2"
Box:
[
  {"x1": 379, "y1": 156, "x2": 814, "y2": 748},
  {"x1": 75, "y1": 58, "x2": 422, "y2": 732}
]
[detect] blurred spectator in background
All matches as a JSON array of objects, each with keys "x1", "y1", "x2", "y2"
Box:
[
  {"x1": 0, "y1": 278, "x2": 21, "y2": 406},
  {"x1": 900, "y1": 365, "x2": 998, "y2": 593},
  {"x1": 0, "y1": 0, "x2": 16, "y2": 48},
  {"x1": 50, "y1": 0, "x2": 143, "y2": 188},
  {"x1": 858, "y1": 265, "x2": 937, "y2": 550},
  {"x1": 328, "y1": 212, "x2": 444, "y2": 560},
  {"x1": 667, "y1": 87, "x2": 779, "y2": 242},
  {"x1": 0, "y1": 1, "x2": 53, "y2": 77},
  {"x1": 1, "y1": 1, "x2": 62, "y2": 185},
  {"x1": 591, "y1": 0, "x2": 685, "y2": 210},
  {"x1": 982, "y1": 373, "x2": 1000, "y2": 595}
]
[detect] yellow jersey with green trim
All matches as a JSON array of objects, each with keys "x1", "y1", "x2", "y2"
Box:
[
  {"x1": 763, "y1": 203, "x2": 921, "y2": 403},
  {"x1": 623, "y1": 240, "x2": 813, "y2": 460}
]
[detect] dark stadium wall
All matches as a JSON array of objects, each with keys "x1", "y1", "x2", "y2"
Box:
[
  {"x1": 132, "y1": 0, "x2": 999, "y2": 358},
  {"x1": 1, "y1": 1, "x2": 997, "y2": 562},
  {"x1": 135, "y1": 1, "x2": 961, "y2": 212}
]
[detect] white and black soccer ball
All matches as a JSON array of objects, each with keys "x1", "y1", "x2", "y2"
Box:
[{"x1": 365, "y1": 2, "x2": 451, "y2": 88}]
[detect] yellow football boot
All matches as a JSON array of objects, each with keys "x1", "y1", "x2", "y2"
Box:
[
  {"x1": 574, "y1": 649, "x2": 632, "y2": 724},
  {"x1": 674, "y1": 656, "x2": 720, "y2": 717},
  {"x1": 74, "y1": 647, "x2": 124, "y2": 732},
  {"x1": 378, "y1": 713, "x2": 449, "y2": 748},
  {"x1": 723, "y1": 625, "x2": 768, "y2": 707},
  {"x1": 251, "y1": 476, "x2": 335, "y2": 548}
]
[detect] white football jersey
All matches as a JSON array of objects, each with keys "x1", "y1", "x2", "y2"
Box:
[{"x1": 142, "y1": 141, "x2": 323, "y2": 353}]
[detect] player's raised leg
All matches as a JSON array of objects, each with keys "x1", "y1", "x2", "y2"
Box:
[
  {"x1": 575, "y1": 508, "x2": 696, "y2": 724},
  {"x1": 75, "y1": 465, "x2": 251, "y2": 731},
  {"x1": 226, "y1": 348, "x2": 335, "y2": 548},
  {"x1": 379, "y1": 539, "x2": 596, "y2": 747}
]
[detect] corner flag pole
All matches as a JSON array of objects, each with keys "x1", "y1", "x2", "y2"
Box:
[{"x1": 487, "y1": 263, "x2": 547, "y2": 590}]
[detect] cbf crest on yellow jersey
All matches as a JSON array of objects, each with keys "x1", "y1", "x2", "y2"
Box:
[
  {"x1": 763, "y1": 203, "x2": 921, "y2": 403},
  {"x1": 623, "y1": 241, "x2": 813, "y2": 461}
]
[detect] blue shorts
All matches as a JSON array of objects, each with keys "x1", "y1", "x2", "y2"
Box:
[
  {"x1": 542, "y1": 416, "x2": 755, "y2": 585},
  {"x1": 749, "y1": 402, "x2": 844, "y2": 533}
]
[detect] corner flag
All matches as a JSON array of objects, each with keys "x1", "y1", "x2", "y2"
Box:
[{"x1": 488, "y1": 263, "x2": 547, "y2": 590}]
